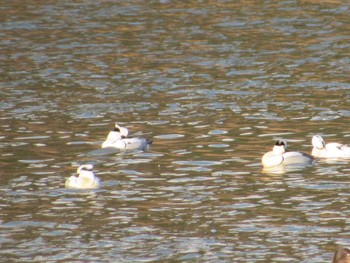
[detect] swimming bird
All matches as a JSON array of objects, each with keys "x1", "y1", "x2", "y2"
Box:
[
  {"x1": 65, "y1": 164, "x2": 101, "y2": 189},
  {"x1": 332, "y1": 247, "x2": 350, "y2": 263},
  {"x1": 262, "y1": 139, "x2": 314, "y2": 168},
  {"x1": 101, "y1": 123, "x2": 152, "y2": 150},
  {"x1": 101, "y1": 123, "x2": 129, "y2": 148},
  {"x1": 312, "y1": 135, "x2": 350, "y2": 158}
]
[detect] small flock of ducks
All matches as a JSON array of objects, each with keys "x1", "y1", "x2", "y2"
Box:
[
  {"x1": 66, "y1": 123, "x2": 350, "y2": 189},
  {"x1": 65, "y1": 123, "x2": 350, "y2": 260},
  {"x1": 262, "y1": 135, "x2": 350, "y2": 168},
  {"x1": 65, "y1": 123, "x2": 152, "y2": 189}
]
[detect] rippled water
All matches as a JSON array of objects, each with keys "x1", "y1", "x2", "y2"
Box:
[{"x1": 1, "y1": 1, "x2": 350, "y2": 262}]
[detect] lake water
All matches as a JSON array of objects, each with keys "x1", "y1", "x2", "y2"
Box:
[{"x1": 1, "y1": 1, "x2": 350, "y2": 262}]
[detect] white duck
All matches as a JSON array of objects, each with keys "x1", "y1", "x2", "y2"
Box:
[
  {"x1": 262, "y1": 139, "x2": 314, "y2": 168},
  {"x1": 101, "y1": 123, "x2": 152, "y2": 151},
  {"x1": 312, "y1": 135, "x2": 350, "y2": 158},
  {"x1": 65, "y1": 164, "x2": 101, "y2": 189}
]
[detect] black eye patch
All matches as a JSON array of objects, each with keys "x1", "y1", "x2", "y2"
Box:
[
  {"x1": 275, "y1": 140, "x2": 285, "y2": 146},
  {"x1": 113, "y1": 127, "x2": 120, "y2": 132},
  {"x1": 81, "y1": 166, "x2": 93, "y2": 171}
]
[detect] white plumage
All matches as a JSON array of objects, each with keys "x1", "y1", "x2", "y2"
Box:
[
  {"x1": 102, "y1": 123, "x2": 128, "y2": 148},
  {"x1": 102, "y1": 123, "x2": 152, "y2": 150},
  {"x1": 65, "y1": 164, "x2": 101, "y2": 189},
  {"x1": 262, "y1": 139, "x2": 314, "y2": 168},
  {"x1": 312, "y1": 135, "x2": 350, "y2": 158}
]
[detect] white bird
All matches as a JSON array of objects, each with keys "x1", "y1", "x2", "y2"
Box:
[
  {"x1": 262, "y1": 139, "x2": 314, "y2": 168},
  {"x1": 312, "y1": 135, "x2": 350, "y2": 158},
  {"x1": 101, "y1": 123, "x2": 129, "y2": 148},
  {"x1": 65, "y1": 164, "x2": 101, "y2": 189},
  {"x1": 102, "y1": 123, "x2": 152, "y2": 151}
]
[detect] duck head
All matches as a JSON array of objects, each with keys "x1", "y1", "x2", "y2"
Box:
[
  {"x1": 114, "y1": 123, "x2": 129, "y2": 138},
  {"x1": 273, "y1": 140, "x2": 287, "y2": 154},
  {"x1": 312, "y1": 135, "x2": 326, "y2": 149},
  {"x1": 76, "y1": 164, "x2": 95, "y2": 179}
]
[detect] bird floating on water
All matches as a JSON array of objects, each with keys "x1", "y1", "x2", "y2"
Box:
[
  {"x1": 312, "y1": 135, "x2": 350, "y2": 158},
  {"x1": 65, "y1": 164, "x2": 101, "y2": 189},
  {"x1": 101, "y1": 123, "x2": 152, "y2": 151},
  {"x1": 262, "y1": 139, "x2": 314, "y2": 168}
]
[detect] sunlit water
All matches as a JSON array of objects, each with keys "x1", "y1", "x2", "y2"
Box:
[{"x1": 1, "y1": 1, "x2": 350, "y2": 262}]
